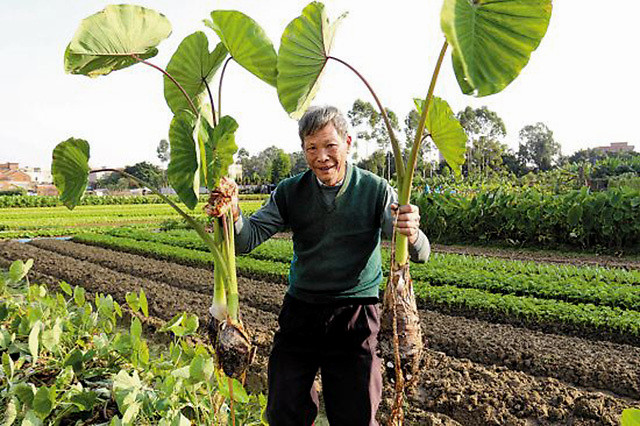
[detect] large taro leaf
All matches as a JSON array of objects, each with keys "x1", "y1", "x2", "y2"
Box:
[
  {"x1": 65, "y1": 4, "x2": 172, "y2": 77},
  {"x1": 205, "y1": 11, "x2": 277, "y2": 87},
  {"x1": 168, "y1": 112, "x2": 199, "y2": 209},
  {"x1": 51, "y1": 138, "x2": 91, "y2": 210},
  {"x1": 198, "y1": 116, "x2": 239, "y2": 189},
  {"x1": 416, "y1": 97, "x2": 467, "y2": 177},
  {"x1": 164, "y1": 32, "x2": 228, "y2": 115},
  {"x1": 441, "y1": 0, "x2": 552, "y2": 97},
  {"x1": 277, "y1": 2, "x2": 347, "y2": 119},
  {"x1": 621, "y1": 409, "x2": 640, "y2": 426}
]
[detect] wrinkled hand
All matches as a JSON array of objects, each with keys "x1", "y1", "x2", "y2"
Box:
[{"x1": 390, "y1": 203, "x2": 421, "y2": 245}]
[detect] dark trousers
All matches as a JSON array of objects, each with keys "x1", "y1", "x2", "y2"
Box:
[{"x1": 266, "y1": 294, "x2": 382, "y2": 426}]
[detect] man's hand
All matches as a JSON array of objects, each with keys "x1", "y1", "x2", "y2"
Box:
[{"x1": 390, "y1": 203, "x2": 421, "y2": 245}]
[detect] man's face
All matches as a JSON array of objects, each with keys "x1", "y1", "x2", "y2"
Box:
[{"x1": 303, "y1": 123, "x2": 351, "y2": 187}]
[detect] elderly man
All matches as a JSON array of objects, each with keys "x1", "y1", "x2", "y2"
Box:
[{"x1": 231, "y1": 106, "x2": 430, "y2": 425}]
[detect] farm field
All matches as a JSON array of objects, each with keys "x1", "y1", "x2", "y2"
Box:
[
  {"x1": 2, "y1": 231, "x2": 640, "y2": 425},
  {"x1": 0, "y1": 200, "x2": 263, "y2": 239}
]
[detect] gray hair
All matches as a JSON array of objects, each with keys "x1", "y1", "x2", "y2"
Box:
[{"x1": 298, "y1": 106, "x2": 350, "y2": 145}]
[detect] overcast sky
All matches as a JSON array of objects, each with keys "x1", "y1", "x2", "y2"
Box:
[{"x1": 1, "y1": 0, "x2": 639, "y2": 169}]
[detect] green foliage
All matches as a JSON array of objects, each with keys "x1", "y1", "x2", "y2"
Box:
[
  {"x1": 277, "y1": 2, "x2": 347, "y2": 118},
  {"x1": 205, "y1": 11, "x2": 277, "y2": 87},
  {"x1": 164, "y1": 32, "x2": 228, "y2": 115},
  {"x1": 621, "y1": 409, "x2": 640, "y2": 426},
  {"x1": 168, "y1": 111, "x2": 200, "y2": 209},
  {"x1": 440, "y1": 0, "x2": 552, "y2": 97},
  {"x1": 415, "y1": 187, "x2": 640, "y2": 251},
  {"x1": 51, "y1": 138, "x2": 90, "y2": 210},
  {"x1": 64, "y1": 5, "x2": 172, "y2": 77},
  {"x1": 124, "y1": 162, "x2": 164, "y2": 190},
  {"x1": 518, "y1": 122, "x2": 561, "y2": 171},
  {"x1": 0, "y1": 262, "x2": 265, "y2": 425}
]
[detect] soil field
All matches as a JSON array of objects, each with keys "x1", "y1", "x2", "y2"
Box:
[{"x1": 1, "y1": 239, "x2": 639, "y2": 425}]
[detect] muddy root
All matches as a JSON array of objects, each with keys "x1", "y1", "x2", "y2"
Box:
[{"x1": 214, "y1": 318, "x2": 256, "y2": 380}]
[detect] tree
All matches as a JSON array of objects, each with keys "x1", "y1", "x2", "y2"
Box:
[
  {"x1": 357, "y1": 149, "x2": 387, "y2": 177},
  {"x1": 289, "y1": 151, "x2": 308, "y2": 176},
  {"x1": 124, "y1": 161, "x2": 164, "y2": 189},
  {"x1": 347, "y1": 99, "x2": 400, "y2": 158},
  {"x1": 156, "y1": 139, "x2": 169, "y2": 163},
  {"x1": 518, "y1": 122, "x2": 561, "y2": 171},
  {"x1": 456, "y1": 106, "x2": 507, "y2": 176},
  {"x1": 269, "y1": 149, "x2": 291, "y2": 183}
]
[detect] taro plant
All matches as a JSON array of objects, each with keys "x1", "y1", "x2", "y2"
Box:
[
  {"x1": 53, "y1": 4, "x2": 280, "y2": 389},
  {"x1": 272, "y1": 1, "x2": 552, "y2": 423}
]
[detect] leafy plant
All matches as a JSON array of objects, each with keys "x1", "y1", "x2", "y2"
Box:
[
  {"x1": 0, "y1": 259, "x2": 265, "y2": 425},
  {"x1": 55, "y1": 4, "x2": 281, "y2": 389}
]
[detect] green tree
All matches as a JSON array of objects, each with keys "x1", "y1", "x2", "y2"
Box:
[
  {"x1": 347, "y1": 99, "x2": 400, "y2": 158},
  {"x1": 518, "y1": 122, "x2": 561, "y2": 171},
  {"x1": 269, "y1": 149, "x2": 291, "y2": 184},
  {"x1": 456, "y1": 106, "x2": 507, "y2": 176},
  {"x1": 124, "y1": 161, "x2": 164, "y2": 189}
]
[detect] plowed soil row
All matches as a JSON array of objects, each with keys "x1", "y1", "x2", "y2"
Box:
[
  {"x1": 2, "y1": 240, "x2": 639, "y2": 425},
  {"x1": 29, "y1": 238, "x2": 640, "y2": 399}
]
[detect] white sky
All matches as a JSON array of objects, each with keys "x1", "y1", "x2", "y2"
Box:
[{"x1": 1, "y1": 1, "x2": 639, "y2": 169}]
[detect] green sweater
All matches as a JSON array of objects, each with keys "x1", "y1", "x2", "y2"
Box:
[{"x1": 273, "y1": 164, "x2": 387, "y2": 303}]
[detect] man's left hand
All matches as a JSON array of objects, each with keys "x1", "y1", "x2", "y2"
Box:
[{"x1": 390, "y1": 203, "x2": 421, "y2": 245}]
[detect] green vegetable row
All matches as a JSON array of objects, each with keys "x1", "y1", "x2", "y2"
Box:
[
  {"x1": 0, "y1": 193, "x2": 268, "y2": 208},
  {"x1": 415, "y1": 186, "x2": 640, "y2": 250},
  {"x1": 70, "y1": 232, "x2": 640, "y2": 343}
]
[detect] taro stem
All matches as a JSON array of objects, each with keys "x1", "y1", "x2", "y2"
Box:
[
  {"x1": 221, "y1": 209, "x2": 239, "y2": 322},
  {"x1": 395, "y1": 40, "x2": 448, "y2": 265},
  {"x1": 211, "y1": 219, "x2": 227, "y2": 321}
]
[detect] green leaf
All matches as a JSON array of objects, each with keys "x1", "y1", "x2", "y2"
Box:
[
  {"x1": 2, "y1": 352, "x2": 14, "y2": 381},
  {"x1": 568, "y1": 203, "x2": 583, "y2": 227},
  {"x1": 139, "y1": 289, "x2": 148, "y2": 317},
  {"x1": 51, "y1": 138, "x2": 90, "y2": 210},
  {"x1": 73, "y1": 286, "x2": 86, "y2": 307},
  {"x1": 205, "y1": 11, "x2": 277, "y2": 87},
  {"x1": 33, "y1": 386, "x2": 55, "y2": 419},
  {"x1": 64, "y1": 348, "x2": 84, "y2": 372},
  {"x1": 130, "y1": 317, "x2": 142, "y2": 343},
  {"x1": 122, "y1": 401, "x2": 141, "y2": 425},
  {"x1": 168, "y1": 112, "x2": 199, "y2": 209},
  {"x1": 59, "y1": 281, "x2": 72, "y2": 296},
  {"x1": 277, "y1": 2, "x2": 347, "y2": 118},
  {"x1": 164, "y1": 32, "x2": 228, "y2": 115},
  {"x1": 170, "y1": 413, "x2": 191, "y2": 426},
  {"x1": 198, "y1": 115, "x2": 239, "y2": 189},
  {"x1": 9, "y1": 259, "x2": 33, "y2": 283},
  {"x1": 415, "y1": 97, "x2": 467, "y2": 177},
  {"x1": 2, "y1": 397, "x2": 17, "y2": 426},
  {"x1": 65, "y1": 5, "x2": 172, "y2": 77},
  {"x1": 21, "y1": 410, "x2": 42, "y2": 426},
  {"x1": 28, "y1": 321, "x2": 41, "y2": 364},
  {"x1": 13, "y1": 383, "x2": 36, "y2": 407},
  {"x1": 125, "y1": 292, "x2": 139, "y2": 312},
  {"x1": 441, "y1": 0, "x2": 552, "y2": 97},
  {"x1": 183, "y1": 314, "x2": 199, "y2": 336},
  {"x1": 621, "y1": 409, "x2": 640, "y2": 426},
  {"x1": 215, "y1": 370, "x2": 249, "y2": 403},
  {"x1": 69, "y1": 391, "x2": 98, "y2": 411}
]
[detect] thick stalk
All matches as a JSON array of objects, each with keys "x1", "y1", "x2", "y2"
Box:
[
  {"x1": 328, "y1": 56, "x2": 405, "y2": 183},
  {"x1": 130, "y1": 55, "x2": 199, "y2": 116},
  {"x1": 212, "y1": 219, "x2": 227, "y2": 317},
  {"x1": 222, "y1": 211, "x2": 239, "y2": 322},
  {"x1": 394, "y1": 40, "x2": 448, "y2": 264},
  {"x1": 218, "y1": 57, "x2": 233, "y2": 119},
  {"x1": 91, "y1": 168, "x2": 230, "y2": 281}
]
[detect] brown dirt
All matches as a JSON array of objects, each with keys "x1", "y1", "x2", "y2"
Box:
[{"x1": 2, "y1": 239, "x2": 639, "y2": 425}]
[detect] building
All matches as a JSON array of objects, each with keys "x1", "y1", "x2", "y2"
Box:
[
  {"x1": 595, "y1": 142, "x2": 635, "y2": 153},
  {"x1": 0, "y1": 164, "x2": 32, "y2": 191},
  {"x1": 22, "y1": 166, "x2": 53, "y2": 184},
  {"x1": 228, "y1": 163, "x2": 243, "y2": 182}
]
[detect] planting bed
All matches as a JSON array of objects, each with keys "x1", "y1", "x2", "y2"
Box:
[{"x1": 1, "y1": 239, "x2": 639, "y2": 425}]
